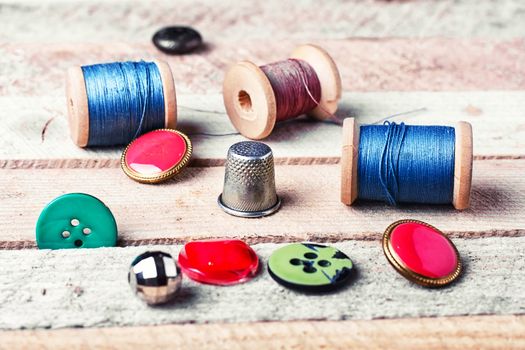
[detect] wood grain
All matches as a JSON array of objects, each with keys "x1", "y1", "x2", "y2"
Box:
[
  {"x1": 1, "y1": 39, "x2": 524, "y2": 96},
  {"x1": 1, "y1": 315, "x2": 524, "y2": 350},
  {"x1": 1, "y1": 0, "x2": 524, "y2": 345},
  {"x1": 0, "y1": 160, "x2": 523, "y2": 246},
  {"x1": 0, "y1": 238, "x2": 524, "y2": 330},
  {"x1": 0, "y1": 91, "x2": 524, "y2": 168}
]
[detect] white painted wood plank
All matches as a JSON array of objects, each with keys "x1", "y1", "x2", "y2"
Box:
[
  {"x1": 0, "y1": 161, "x2": 523, "y2": 245},
  {"x1": 0, "y1": 237, "x2": 523, "y2": 330},
  {"x1": 0, "y1": 91, "x2": 523, "y2": 167},
  {"x1": 1, "y1": 0, "x2": 524, "y2": 43}
]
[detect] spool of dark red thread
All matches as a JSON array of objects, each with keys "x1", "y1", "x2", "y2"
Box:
[{"x1": 223, "y1": 44, "x2": 342, "y2": 140}]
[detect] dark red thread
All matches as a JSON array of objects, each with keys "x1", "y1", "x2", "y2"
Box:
[{"x1": 260, "y1": 59, "x2": 322, "y2": 122}]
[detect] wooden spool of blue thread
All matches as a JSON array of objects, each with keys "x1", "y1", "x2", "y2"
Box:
[
  {"x1": 340, "y1": 118, "x2": 473, "y2": 210},
  {"x1": 65, "y1": 60, "x2": 177, "y2": 147}
]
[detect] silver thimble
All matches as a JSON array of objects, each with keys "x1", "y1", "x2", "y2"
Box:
[{"x1": 218, "y1": 141, "x2": 281, "y2": 218}]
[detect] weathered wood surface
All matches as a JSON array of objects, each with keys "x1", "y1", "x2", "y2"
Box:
[
  {"x1": 2, "y1": 0, "x2": 524, "y2": 44},
  {"x1": 0, "y1": 160, "x2": 523, "y2": 247},
  {"x1": 1, "y1": 39, "x2": 524, "y2": 96},
  {"x1": 1, "y1": 91, "x2": 524, "y2": 168},
  {"x1": 1, "y1": 0, "x2": 524, "y2": 345},
  {"x1": 0, "y1": 238, "x2": 524, "y2": 330},
  {"x1": 1, "y1": 315, "x2": 524, "y2": 350}
]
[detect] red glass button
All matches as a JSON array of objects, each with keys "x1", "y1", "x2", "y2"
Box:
[
  {"x1": 178, "y1": 239, "x2": 259, "y2": 285},
  {"x1": 121, "y1": 129, "x2": 191, "y2": 183},
  {"x1": 383, "y1": 220, "x2": 461, "y2": 286}
]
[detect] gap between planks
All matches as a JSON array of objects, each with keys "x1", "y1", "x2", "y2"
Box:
[
  {"x1": 0, "y1": 315, "x2": 524, "y2": 350},
  {"x1": 1, "y1": 155, "x2": 524, "y2": 170},
  {"x1": 2, "y1": 229, "x2": 525, "y2": 250}
]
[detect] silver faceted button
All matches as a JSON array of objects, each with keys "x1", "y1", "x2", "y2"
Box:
[
  {"x1": 128, "y1": 251, "x2": 182, "y2": 305},
  {"x1": 218, "y1": 141, "x2": 281, "y2": 218}
]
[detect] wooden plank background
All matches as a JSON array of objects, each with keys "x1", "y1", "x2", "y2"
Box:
[
  {"x1": 1, "y1": 91, "x2": 525, "y2": 167},
  {"x1": 0, "y1": 160, "x2": 524, "y2": 247},
  {"x1": 2, "y1": 316, "x2": 525, "y2": 350},
  {"x1": 0, "y1": 0, "x2": 524, "y2": 348},
  {"x1": 1, "y1": 238, "x2": 524, "y2": 329}
]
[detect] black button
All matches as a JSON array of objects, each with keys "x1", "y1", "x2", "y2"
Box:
[{"x1": 152, "y1": 26, "x2": 203, "y2": 54}]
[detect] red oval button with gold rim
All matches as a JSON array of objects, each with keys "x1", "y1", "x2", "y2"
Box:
[
  {"x1": 383, "y1": 219, "x2": 461, "y2": 287},
  {"x1": 121, "y1": 129, "x2": 192, "y2": 183},
  {"x1": 178, "y1": 239, "x2": 259, "y2": 286}
]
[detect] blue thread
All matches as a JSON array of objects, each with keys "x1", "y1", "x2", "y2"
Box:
[
  {"x1": 82, "y1": 61, "x2": 165, "y2": 146},
  {"x1": 358, "y1": 122, "x2": 455, "y2": 205}
]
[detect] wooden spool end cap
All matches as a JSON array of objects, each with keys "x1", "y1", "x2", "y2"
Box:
[
  {"x1": 290, "y1": 44, "x2": 342, "y2": 121},
  {"x1": 340, "y1": 118, "x2": 359, "y2": 205},
  {"x1": 66, "y1": 66, "x2": 89, "y2": 147},
  {"x1": 153, "y1": 59, "x2": 177, "y2": 130},
  {"x1": 453, "y1": 121, "x2": 473, "y2": 210},
  {"x1": 223, "y1": 61, "x2": 277, "y2": 140},
  {"x1": 65, "y1": 60, "x2": 177, "y2": 148}
]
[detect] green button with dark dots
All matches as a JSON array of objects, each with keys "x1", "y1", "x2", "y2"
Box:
[
  {"x1": 36, "y1": 193, "x2": 117, "y2": 249},
  {"x1": 268, "y1": 243, "x2": 354, "y2": 292}
]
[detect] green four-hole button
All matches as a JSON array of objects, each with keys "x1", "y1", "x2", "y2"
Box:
[
  {"x1": 36, "y1": 193, "x2": 118, "y2": 249},
  {"x1": 268, "y1": 243, "x2": 354, "y2": 292}
]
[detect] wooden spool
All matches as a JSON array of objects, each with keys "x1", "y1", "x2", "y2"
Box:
[
  {"x1": 340, "y1": 118, "x2": 473, "y2": 210},
  {"x1": 223, "y1": 44, "x2": 342, "y2": 140},
  {"x1": 65, "y1": 60, "x2": 177, "y2": 147}
]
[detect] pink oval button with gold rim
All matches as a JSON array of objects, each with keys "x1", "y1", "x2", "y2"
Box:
[
  {"x1": 121, "y1": 129, "x2": 192, "y2": 183},
  {"x1": 383, "y1": 220, "x2": 461, "y2": 287}
]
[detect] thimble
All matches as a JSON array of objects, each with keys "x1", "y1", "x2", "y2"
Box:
[{"x1": 218, "y1": 141, "x2": 281, "y2": 218}]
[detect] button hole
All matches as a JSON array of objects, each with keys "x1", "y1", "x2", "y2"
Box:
[
  {"x1": 82, "y1": 227, "x2": 92, "y2": 235},
  {"x1": 318, "y1": 260, "x2": 331, "y2": 267},
  {"x1": 71, "y1": 219, "x2": 80, "y2": 226},
  {"x1": 303, "y1": 266, "x2": 317, "y2": 273},
  {"x1": 304, "y1": 252, "x2": 317, "y2": 259},
  {"x1": 289, "y1": 258, "x2": 301, "y2": 266},
  {"x1": 74, "y1": 240, "x2": 83, "y2": 247},
  {"x1": 61, "y1": 231, "x2": 71, "y2": 238}
]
